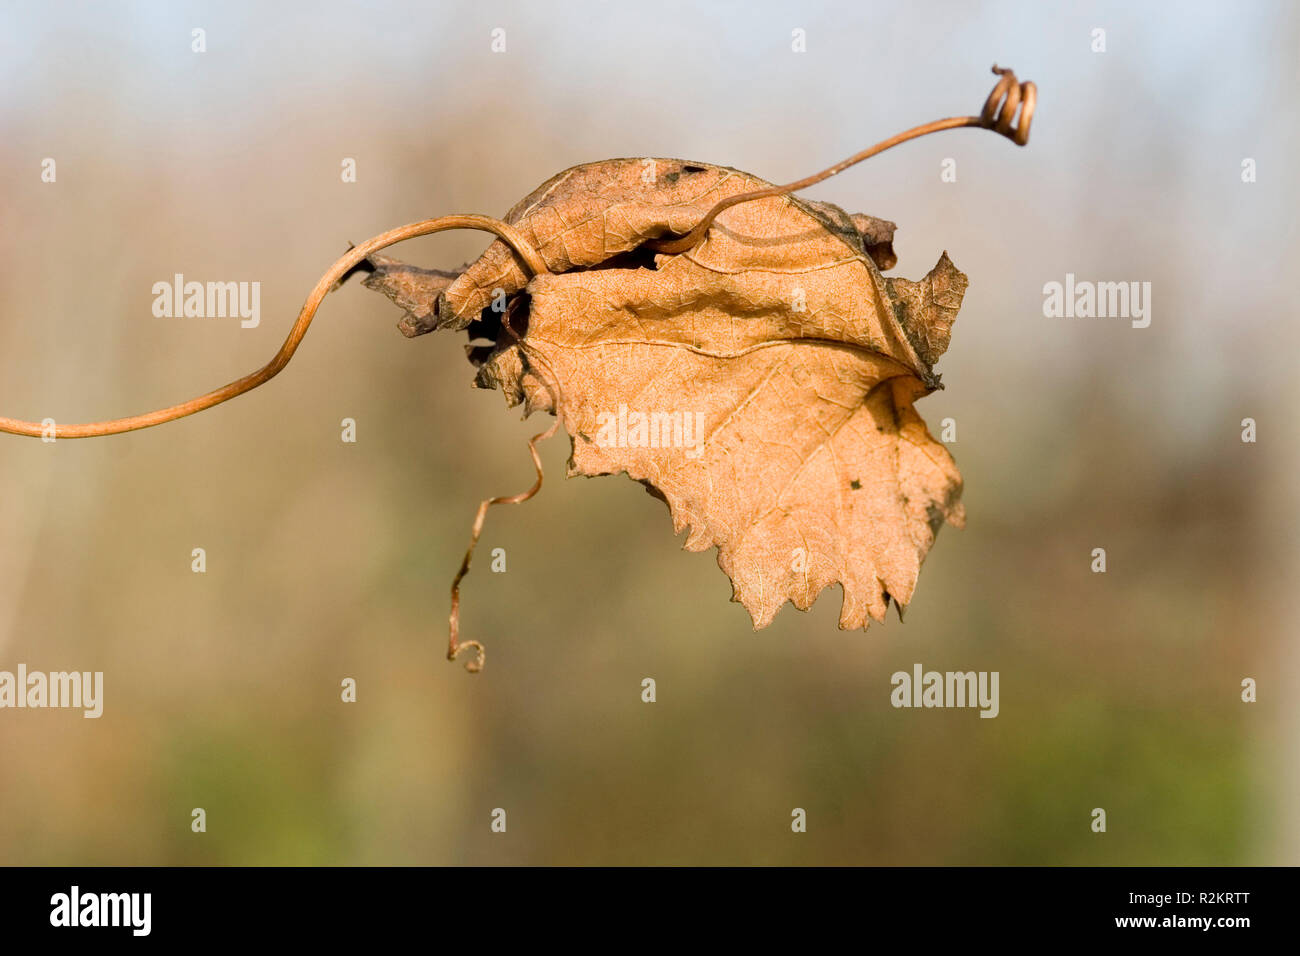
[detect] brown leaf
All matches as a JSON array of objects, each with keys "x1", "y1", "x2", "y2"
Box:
[{"x1": 368, "y1": 158, "x2": 967, "y2": 630}]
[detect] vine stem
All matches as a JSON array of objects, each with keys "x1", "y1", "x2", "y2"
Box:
[
  {"x1": 646, "y1": 117, "x2": 981, "y2": 256},
  {"x1": 0, "y1": 214, "x2": 548, "y2": 439},
  {"x1": 646, "y1": 65, "x2": 1035, "y2": 255}
]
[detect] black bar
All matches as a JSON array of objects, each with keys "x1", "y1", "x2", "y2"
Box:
[{"x1": 0, "y1": 866, "x2": 1278, "y2": 941}]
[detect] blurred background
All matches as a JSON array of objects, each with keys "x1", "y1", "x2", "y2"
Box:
[{"x1": 0, "y1": 1, "x2": 1295, "y2": 864}]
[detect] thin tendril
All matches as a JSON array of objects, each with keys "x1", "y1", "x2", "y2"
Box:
[
  {"x1": 645, "y1": 65, "x2": 1035, "y2": 256},
  {"x1": 0, "y1": 214, "x2": 548, "y2": 439},
  {"x1": 447, "y1": 301, "x2": 565, "y2": 672}
]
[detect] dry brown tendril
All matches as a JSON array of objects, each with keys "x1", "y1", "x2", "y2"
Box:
[{"x1": 645, "y1": 65, "x2": 1034, "y2": 255}]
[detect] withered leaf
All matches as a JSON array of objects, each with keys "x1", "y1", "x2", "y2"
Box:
[{"x1": 368, "y1": 158, "x2": 967, "y2": 630}]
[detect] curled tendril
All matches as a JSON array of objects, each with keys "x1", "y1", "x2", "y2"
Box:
[
  {"x1": 446, "y1": 302, "x2": 565, "y2": 673},
  {"x1": 446, "y1": 416, "x2": 558, "y2": 673},
  {"x1": 981, "y1": 65, "x2": 1036, "y2": 146}
]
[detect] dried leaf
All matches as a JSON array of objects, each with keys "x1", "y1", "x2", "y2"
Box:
[{"x1": 367, "y1": 158, "x2": 967, "y2": 629}]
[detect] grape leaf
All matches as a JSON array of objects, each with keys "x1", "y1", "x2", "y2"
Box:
[{"x1": 364, "y1": 158, "x2": 966, "y2": 630}]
